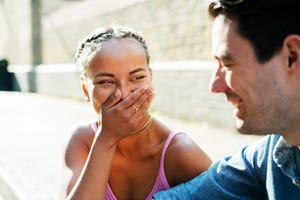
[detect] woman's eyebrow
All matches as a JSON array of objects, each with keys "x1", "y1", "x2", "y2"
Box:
[
  {"x1": 129, "y1": 67, "x2": 147, "y2": 75},
  {"x1": 92, "y1": 67, "x2": 147, "y2": 79},
  {"x1": 94, "y1": 72, "x2": 114, "y2": 79}
]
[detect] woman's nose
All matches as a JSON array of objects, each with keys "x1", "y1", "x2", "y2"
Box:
[
  {"x1": 118, "y1": 84, "x2": 132, "y2": 99},
  {"x1": 209, "y1": 68, "x2": 228, "y2": 93}
]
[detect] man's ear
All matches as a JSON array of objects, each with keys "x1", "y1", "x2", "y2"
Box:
[
  {"x1": 284, "y1": 35, "x2": 300, "y2": 72},
  {"x1": 80, "y1": 77, "x2": 90, "y2": 101}
]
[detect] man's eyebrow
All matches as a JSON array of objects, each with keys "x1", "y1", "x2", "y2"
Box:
[
  {"x1": 129, "y1": 67, "x2": 147, "y2": 75},
  {"x1": 215, "y1": 51, "x2": 233, "y2": 61}
]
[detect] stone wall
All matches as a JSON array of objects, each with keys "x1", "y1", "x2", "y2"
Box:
[
  {"x1": 0, "y1": 0, "x2": 32, "y2": 64},
  {"x1": 1, "y1": 0, "x2": 212, "y2": 64},
  {"x1": 42, "y1": 0, "x2": 212, "y2": 63}
]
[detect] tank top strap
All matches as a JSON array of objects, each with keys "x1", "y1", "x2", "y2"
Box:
[
  {"x1": 146, "y1": 131, "x2": 184, "y2": 200},
  {"x1": 90, "y1": 120, "x2": 98, "y2": 133},
  {"x1": 159, "y1": 131, "x2": 183, "y2": 173},
  {"x1": 105, "y1": 184, "x2": 117, "y2": 200}
]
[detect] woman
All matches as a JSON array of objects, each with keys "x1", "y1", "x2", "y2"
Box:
[{"x1": 64, "y1": 25, "x2": 212, "y2": 200}]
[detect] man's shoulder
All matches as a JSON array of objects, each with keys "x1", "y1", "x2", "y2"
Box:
[
  {"x1": 246, "y1": 134, "x2": 281, "y2": 152},
  {"x1": 238, "y1": 134, "x2": 281, "y2": 169}
]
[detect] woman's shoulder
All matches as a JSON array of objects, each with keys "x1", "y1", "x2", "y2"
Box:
[
  {"x1": 163, "y1": 131, "x2": 212, "y2": 186},
  {"x1": 70, "y1": 121, "x2": 97, "y2": 140},
  {"x1": 165, "y1": 132, "x2": 199, "y2": 153},
  {"x1": 64, "y1": 121, "x2": 97, "y2": 176},
  {"x1": 151, "y1": 118, "x2": 195, "y2": 149},
  {"x1": 65, "y1": 121, "x2": 97, "y2": 154}
]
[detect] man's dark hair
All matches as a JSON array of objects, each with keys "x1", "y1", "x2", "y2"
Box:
[{"x1": 208, "y1": 0, "x2": 300, "y2": 62}]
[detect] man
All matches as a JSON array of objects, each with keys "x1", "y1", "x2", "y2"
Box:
[{"x1": 153, "y1": 0, "x2": 300, "y2": 199}]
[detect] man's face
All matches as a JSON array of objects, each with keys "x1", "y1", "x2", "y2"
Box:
[{"x1": 209, "y1": 15, "x2": 291, "y2": 135}]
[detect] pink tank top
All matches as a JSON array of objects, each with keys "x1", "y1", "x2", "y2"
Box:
[{"x1": 90, "y1": 121, "x2": 179, "y2": 200}]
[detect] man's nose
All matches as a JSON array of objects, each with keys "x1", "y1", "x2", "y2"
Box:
[{"x1": 209, "y1": 68, "x2": 227, "y2": 93}]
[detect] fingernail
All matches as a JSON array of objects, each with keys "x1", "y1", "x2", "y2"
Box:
[
  {"x1": 143, "y1": 85, "x2": 149, "y2": 90},
  {"x1": 148, "y1": 86, "x2": 155, "y2": 93}
]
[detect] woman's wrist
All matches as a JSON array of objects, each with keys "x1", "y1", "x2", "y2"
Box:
[{"x1": 95, "y1": 129, "x2": 118, "y2": 150}]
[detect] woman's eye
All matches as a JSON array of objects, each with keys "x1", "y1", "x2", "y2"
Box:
[
  {"x1": 131, "y1": 75, "x2": 146, "y2": 81},
  {"x1": 97, "y1": 80, "x2": 115, "y2": 84}
]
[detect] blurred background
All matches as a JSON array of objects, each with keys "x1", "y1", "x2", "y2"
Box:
[
  {"x1": 1, "y1": 0, "x2": 212, "y2": 64},
  {"x1": 1, "y1": 0, "x2": 233, "y2": 126},
  {"x1": 0, "y1": 0, "x2": 261, "y2": 200}
]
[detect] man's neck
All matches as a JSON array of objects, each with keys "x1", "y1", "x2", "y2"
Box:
[{"x1": 282, "y1": 131, "x2": 300, "y2": 147}]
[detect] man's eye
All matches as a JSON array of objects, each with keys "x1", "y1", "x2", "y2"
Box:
[{"x1": 220, "y1": 64, "x2": 232, "y2": 71}]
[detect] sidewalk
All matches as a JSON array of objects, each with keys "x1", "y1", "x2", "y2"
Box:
[{"x1": 0, "y1": 92, "x2": 261, "y2": 200}]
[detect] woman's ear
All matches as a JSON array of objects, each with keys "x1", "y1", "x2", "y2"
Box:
[
  {"x1": 149, "y1": 67, "x2": 153, "y2": 81},
  {"x1": 80, "y1": 76, "x2": 90, "y2": 101}
]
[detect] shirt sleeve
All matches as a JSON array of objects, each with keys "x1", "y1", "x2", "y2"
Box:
[{"x1": 153, "y1": 136, "x2": 272, "y2": 200}]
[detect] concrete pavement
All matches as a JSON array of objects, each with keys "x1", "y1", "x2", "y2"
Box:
[{"x1": 0, "y1": 92, "x2": 261, "y2": 200}]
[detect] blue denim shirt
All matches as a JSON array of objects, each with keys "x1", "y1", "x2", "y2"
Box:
[{"x1": 153, "y1": 134, "x2": 300, "y2": 199}]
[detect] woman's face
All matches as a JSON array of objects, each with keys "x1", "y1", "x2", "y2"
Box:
[{"x1": 81, "y1": 38, "x2": 152, "y2": 114}]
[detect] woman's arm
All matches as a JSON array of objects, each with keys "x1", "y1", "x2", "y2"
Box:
[
  {"x1": 65, "y1": 131, "x2": 117, "y2": 200},
  {"x1": 64, "y1": 125, "x2": 93, "y2": 195},
  {"x1": 65, "y1": 85, "x2": 154, "y2": 200}
]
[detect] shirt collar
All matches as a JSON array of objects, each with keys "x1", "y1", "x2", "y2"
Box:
[{"x1": 273, "y1": 136, "x2": 293, "y2": 167}]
